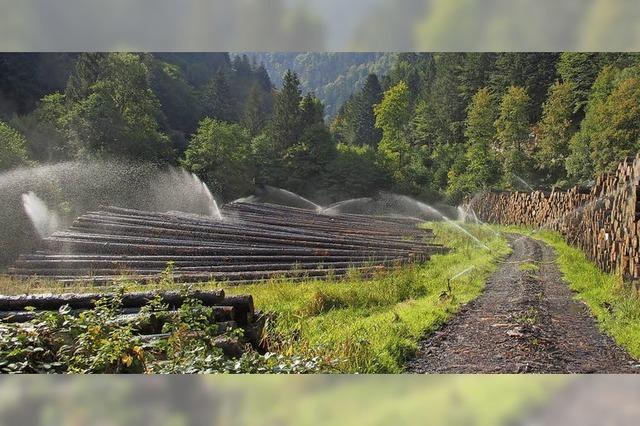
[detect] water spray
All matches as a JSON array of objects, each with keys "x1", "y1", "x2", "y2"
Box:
[{"x1": 21, "y1": 192, "x2": 61, "y2": 238}]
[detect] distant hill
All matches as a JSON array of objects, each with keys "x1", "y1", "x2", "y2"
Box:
[{"x1": 245, "y1": 52, "x2": 396, "y2": 119}]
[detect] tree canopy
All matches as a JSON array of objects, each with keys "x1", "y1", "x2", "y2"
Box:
[{"x1": 3, "y1": 52, "x2": 640, "y2": 204}]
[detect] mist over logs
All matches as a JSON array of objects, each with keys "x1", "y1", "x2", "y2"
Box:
[
  {"x1": 8, "y1": 202, "x2": 445, "y2": 284},
  {"x1": 463, "y1": 154, "x2": 640, "y2": 284}
]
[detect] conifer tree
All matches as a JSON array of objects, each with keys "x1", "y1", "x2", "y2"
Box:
[
  {"x1": 201, "y1": 70, "x2": 237, "y2": 123},
  {"x1": 242, "y1": 84, "x2": 266, "y2": 136},
  {"x1": 300, "y1": 93, "x2": 324, "y2": 128},
  {"x1": 446, "y1": 87, "x2": 499, "y2": 199},
  {"x1": 269, "y1": 70, "x2": 303, "y2": 151},
  {"x1": 535, "y1": 81, "x2": 576, "y2": 184},
  {"x1": 352, "y1": 73, "x2": 383, "y2": 147},
  {"x1": 495, "y1": 86, "x2": 532, "y2": 188}
]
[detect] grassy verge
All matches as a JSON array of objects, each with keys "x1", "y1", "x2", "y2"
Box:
[
  {"x1": 500, "y1": 225, "x2": 640, "y2": 360},
  {"x1": 224, "y1": 223, "x2": 510, "y2": 373}
]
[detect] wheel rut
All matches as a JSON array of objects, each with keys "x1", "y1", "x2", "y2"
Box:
[{"x1": 407, "y1": 234, "x2": 640, "y2": 373}]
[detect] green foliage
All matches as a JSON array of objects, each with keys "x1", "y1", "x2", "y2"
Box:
[
  {"x1": 252, "y1": 52, "x2": 395, "y2": 119},
  {"x1": 495, "y1": 86, "x2": 532, "y2": 188},
  {"x1": 281, "y1": 123, "x2": 336, "y2": 195},
  {"x1": 242, "y1": 84, "x2": 267, "y2": 137},
  {"x1": 535, "y1": 81, "x2": 576, "y2": 184},
  {"x1": 181, "y1": 118, "x2": 255, "y2": 201},
  {"x1": 490, "y1": 53, "x2": 559, "y2": 122},
  {"x1": 324, "y1": 143, "x2": 389, "y2": 199},
  {"x1": 300, "y1": 93, "x2": 325, "y2": 128},
  {"x1": 558, "y1": 53, "x2": 610, "y2": 116},
  {"x1": 332, "y1": 73, "x2": 383, "y2": 147},
  {"x1": 252, "y1": 132, "x2": 283, "y2": 186},
  {"x1": 269, "y1": 70, "x2": 304, "y2": 152},
  {"x1": 4, "y1": 51, "x2": 640, "y2": 203},
  {"x1": 65, "y1": 53, "x2": 173, "y2": 162},
  {"x1": 374, "y1": 81, "x2": 411, "y2": 181},
  {"x1": 0, "y1": 292, "x2": 328, "y2": 374},
  {"x1": 0, "y1": 53, "x2": 74, "y2": 118},
  {"x1": 0, "y1": 120, "x2": 28, "y2": 170},
  {"x1": 200, "y1": 70, "x2": 237, "y2": 123},
  {"x1": 567, "y1": 65, "x2": 640, "y2": 181},
  {"x1": 447, "y1": 88, "x2": 500, "y2": 201},
  {"x1": 149, "y1": 59, "x2": 202, "y2": 143},
  {"x1": 589, "y1": 67, "x2": 640, "y2": 174},
  {"x1": 10, "y1": 93, "x2": 68, "y2": 162}
]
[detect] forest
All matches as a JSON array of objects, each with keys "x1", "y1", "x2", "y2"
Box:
[{"x1": 2, "y1": 52, "x2": 640, "y2": 205}]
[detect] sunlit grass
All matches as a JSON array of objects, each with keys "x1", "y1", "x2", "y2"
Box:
[
  {"x1": 518, "y1": 262, "x2": 540, "y2": 273},
  {"x1": 225, "y1": 222, "x2": 510, "y2": 372}
]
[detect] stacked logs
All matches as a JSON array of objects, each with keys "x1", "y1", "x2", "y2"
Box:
[
  {"x1": 0, "y1": 289, "x2": 262, "y2": 348},
  {"x1": 463, "y1": 154, "x2": 640, "y2": 281},
  {"x1": 8, "y1": 202, "x2": 445, "y2": 284}
]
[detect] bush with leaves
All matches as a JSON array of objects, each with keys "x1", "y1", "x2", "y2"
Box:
[{"x1": 0, "y1": 291, "x2": 333, "y2": 374}]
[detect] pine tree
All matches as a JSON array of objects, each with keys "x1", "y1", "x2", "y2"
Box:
[
  {"x1": 535, "y1": 81, "x2": 576, "y2": 184},
  {"x1": 352, "y1": 73, "x2": 383, "y2": 147},
  {"x1": 557, "y1": 53, "x2": 608, "y2": 117},
  {"x1": 446, "y1": 87, "x2": 499, "y2": 200},
  {"x1": 269, "y1": 70, "x2": 303, "y2": 151},
  {"x1": 201, "y1": 70, "x2": 237, "y2": 123},
  {"x1": 495, "y1": 86, "x2": 532, "y2": 189},
  {"x1": 242, "y1": 84, "x2": 266, "y2": 136},
  {"x1": 300, "y1": 93, "x2": 324, "y2": 128},
  {"x1": 254, "y1": 64, "x2": 273, "y2": 92},
  {"x1": 566, "y1": 66, "x2": 619, "y2": 181},
  {"x1": 490, "y1": 53, "x2": 559, "y2": 122},
  {"x1": 65, "y1": 53, "x2": 109, "y2": 102}
]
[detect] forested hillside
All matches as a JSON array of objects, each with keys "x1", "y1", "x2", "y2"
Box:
[
  {"x1": 2, "y1": 52, "x2": 640, "y2": 205},
  {"x1": 247, "y1": 52, "x2": 395, "y2": 118}
]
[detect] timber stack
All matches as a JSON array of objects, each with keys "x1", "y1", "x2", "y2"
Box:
[
  {"x1": 8, "y1": 202, "x2": 445, "y2": 284},
  {"x1": 0, "y1": 289, "x2": 263, "y2": 350},
  {"x1": 463, "y1": 153, "x2": 640, "y2": 282}
]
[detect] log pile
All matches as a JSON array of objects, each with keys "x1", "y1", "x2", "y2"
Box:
[
  {"x1": 8, "y1": 202, "x2": 445, "y2": 284},
  {"x1": 463, "y1": 154, "x2": 640, "y2": 282},
  {"x1": 0, "y1": 289, "x2": 263, "y2": 349}
]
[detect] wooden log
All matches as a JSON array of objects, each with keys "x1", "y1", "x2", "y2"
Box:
[{"x1": 0, "y1": 290, "x2": 226, "y2": 312}]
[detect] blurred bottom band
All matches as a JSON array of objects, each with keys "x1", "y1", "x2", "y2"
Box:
[{"x1": 0, "y1": 375, "x2": 638, "y2": 425}]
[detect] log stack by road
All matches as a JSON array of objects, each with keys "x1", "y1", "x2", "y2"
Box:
[
  {"x1": 8, "y1": 202, "x2": 445, "y2": 284},
  {"x1": 463, "y1": 154, "x2": 640, "y2": 283},
  {"x1": 0, "y1": 289, "x2": 263, "y2": 350}
]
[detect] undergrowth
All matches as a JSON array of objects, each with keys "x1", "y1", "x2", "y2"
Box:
[{"x1": 0, "y1": 290, "x2": 330, "y2": 374}]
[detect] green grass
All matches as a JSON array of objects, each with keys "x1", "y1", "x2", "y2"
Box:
[
  {"x1": 225, "y1": 223, "x2": 510, "y2": 373},
  {"x1": 518, "y1": 262, "x2": 539, "y2": 273},
  {"x1": 500, "y1": 226, "x2": 640, "y2": 360}
]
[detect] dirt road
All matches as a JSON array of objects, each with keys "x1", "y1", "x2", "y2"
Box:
[{"x1": 407, "y1": 234, "x2": 639, "y2": 373}]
